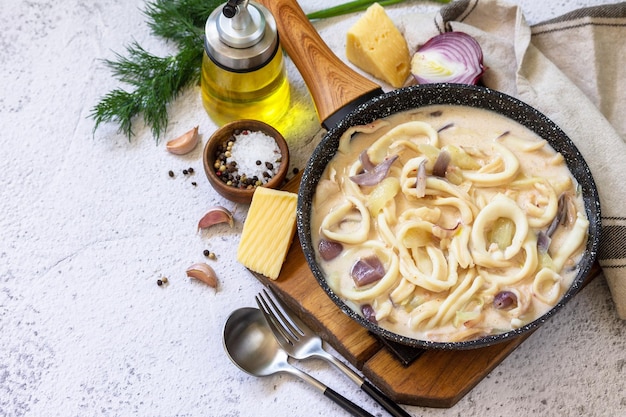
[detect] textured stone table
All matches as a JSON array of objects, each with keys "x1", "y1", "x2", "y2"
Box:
[{"x1": 1, "y1": 1, "x2": 624, "y2": 416}]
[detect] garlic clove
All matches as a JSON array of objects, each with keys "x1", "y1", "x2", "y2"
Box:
[
  {"x1": 186, "y1": 262, "x2": 218, "y2": 289},
  {"x1": 198, "y1": 206, "x2": 234, "y2": 230},
  {"x1": 166, "y1": 126, "x2": 199, "y2": 155}
]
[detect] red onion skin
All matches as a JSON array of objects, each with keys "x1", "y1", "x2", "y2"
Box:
[{"x1": 412, "y1": 32, "x2": 485, "y2": 85}]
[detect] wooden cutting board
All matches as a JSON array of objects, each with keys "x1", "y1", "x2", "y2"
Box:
[{"x1": 252, "y1": 173, "x2": 600, "y2": 408}]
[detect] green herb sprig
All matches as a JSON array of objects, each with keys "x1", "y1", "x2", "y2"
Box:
[
  {"x1": 91, "y1": 0, "x2": 448, "y2": 141},
  {"x1": 91, "y1": 0, "x2": 219, "y2": 141}
]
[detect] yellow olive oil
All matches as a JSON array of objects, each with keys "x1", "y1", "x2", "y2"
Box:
[
  {"x1": 201, "y1": 1, "x2": 290, "y2": 126},
  {"x1": 201, "y1": 48, "x2": 290, "y2": 126}
]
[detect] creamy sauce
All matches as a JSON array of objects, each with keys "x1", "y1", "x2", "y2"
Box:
[{"x1": 311, "y1": 105, "x2": 588, "y2": 343}]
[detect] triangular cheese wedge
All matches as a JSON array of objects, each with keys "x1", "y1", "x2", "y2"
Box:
[{"x1": 346, "y1": 3, "x2": 411, "y2": 88}]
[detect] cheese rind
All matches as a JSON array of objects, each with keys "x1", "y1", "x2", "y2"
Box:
[
  {"x1": 237, "y1": 187, "x2": 298, "y2": 280},
  {"x1": 345, "y1": 3, "x2": 411, "y2": 88}
]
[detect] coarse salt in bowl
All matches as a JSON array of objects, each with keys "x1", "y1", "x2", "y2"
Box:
[{"x1": 203, "y1": 119, "x2": 290, "y2": 204}]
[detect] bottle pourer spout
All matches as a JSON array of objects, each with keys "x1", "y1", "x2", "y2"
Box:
[{"x1": 222, "y1": 0, "x2": 239, "y2": 18}]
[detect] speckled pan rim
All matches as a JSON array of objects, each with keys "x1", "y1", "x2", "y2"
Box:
[{"x1": 297, "y1": 83, "x2": 601, "y2": 350}]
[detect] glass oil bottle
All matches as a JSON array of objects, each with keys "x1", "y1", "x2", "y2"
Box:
[{"x1": 201, "y1": 0, "x2": 290, "y2": 126}]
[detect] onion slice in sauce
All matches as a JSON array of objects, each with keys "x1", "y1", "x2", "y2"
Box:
[
  {"x1": 537, "y1": 230, "x2": 552, "y2": 254},
  {"x1": 359, "y1": 149, "x2": 376, "y2": 172},
  {"x1": 432, "y1": 149, "x2": 451, "y2": 177},
  {"x1": 493, "y1": 291, "x2": 518, "y2": 310},
  {"x1": 361, "y1": 304, "x2": 378, "y2": 324},
  {"x1": 351, "y1": 255, "x2": 385, "y2": 287},
  {"x1": 546, "y1": 193, "x2": 570, "y2": 237},
  {"x1": 350, "y1": 154, "x2": 398, "y2": 186},
  {"x1": 410, "y1": 32, "x2": 485, "y2": 85},
  {"x1": 415, "y1": 158, "x2": 427, "y2": 197},
  {"x1": 318, "y1": 239, "x2": 344, "y2": 261}
]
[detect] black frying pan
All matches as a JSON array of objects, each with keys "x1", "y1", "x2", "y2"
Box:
[{"x1": 257, "y1": 0, "x2": 601, "y2": 349}]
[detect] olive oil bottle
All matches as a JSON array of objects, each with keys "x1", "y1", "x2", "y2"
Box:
[{"x1": 201, "y1": 0, "x2": 290, "y2": 126}]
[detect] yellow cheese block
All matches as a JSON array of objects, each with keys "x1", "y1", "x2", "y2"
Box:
[
  {"x1": 237, "y1": 187, "x2": 298, "y2": 280},
  {"x1": 346, "y1": 3, "x2": 411, "y2": 88}
]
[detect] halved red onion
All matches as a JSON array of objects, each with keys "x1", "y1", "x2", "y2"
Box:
[
  {"x1": 411, "y1": 32, "x2": 485, "y2": 85},
  {"x1": 351, "y1": 255, "x2": 385, "y2": 287},
  {"x1": 318, "y1": 239, "x2": 344, "y2": 261},
  {"x1": 350, "y1": 154, "x2": 398, "y2": 186}
]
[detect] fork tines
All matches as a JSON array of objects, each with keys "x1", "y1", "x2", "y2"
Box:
[{"x1": 255, "y1": 288, "x2": 303, "y2": 346}]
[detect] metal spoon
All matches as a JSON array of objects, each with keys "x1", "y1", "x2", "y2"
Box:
[{"x1": 223, "y1": 307, "x2": 375, "y2": 417}]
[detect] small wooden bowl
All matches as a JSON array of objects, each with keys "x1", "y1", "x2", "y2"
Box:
[{"x1": 203, "y1": 119, "x2": 290, "y2": 204}]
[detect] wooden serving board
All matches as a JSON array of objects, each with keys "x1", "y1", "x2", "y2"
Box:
[{"x1": 252, "y1": 173, "x2": 600, "y2": 408}]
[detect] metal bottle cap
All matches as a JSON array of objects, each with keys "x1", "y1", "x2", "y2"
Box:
[{"x1": 205, "y1": 0, "x2": 279, "y2": 72}]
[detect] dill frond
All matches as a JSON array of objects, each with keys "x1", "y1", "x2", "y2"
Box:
[{"x1": 91, "y1": 0, "x2": 219, "y2": 142}]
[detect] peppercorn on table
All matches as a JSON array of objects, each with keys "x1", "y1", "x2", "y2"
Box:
[{"x1": 2, "y1": 1, "x2": 625, "y2": 417}]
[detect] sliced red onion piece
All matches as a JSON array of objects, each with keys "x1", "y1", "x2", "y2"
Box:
[
  {"x1": 415, "y1": 158, "x2": 427, "y2": 197},
  {"x1": 438, "y1": 123, "x2": 454, "y2": 133},
  {"x1": 411, "y1": 32, "x2": 485, "y2": 85},
  {"x1": 351, "y1": 255, "x2": 385, "y2": 287},
  {"x1": 537, "y1": 230, "x2": 552, "y2": 254},
  {"x1": 361, "y1": 304, "x2": 378, "y2": 324},
  {"x1": 318, "y1": 239, "x2": 344, "y2": 261},
  {"x1": 493, "y1": 291, "x2": 517, "y2": 310},
  {"x1": 546, "y1": 193, "x2": 569, "y2": 237},
  {"x1": 432, "y1": 149, "x2": 451, "y2": 177},
  {"x1": 359, "y1": 150, "x2": 376, "y2": 172},
  {"x1": 350, "y1": 154, "x2": 398, "y2": 186}
]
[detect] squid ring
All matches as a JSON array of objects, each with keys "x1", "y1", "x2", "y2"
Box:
[
  {"x1": 533, "y1": 267, "x2": 562, "y2": 305},
  {"x1": 478, "y1": 233, "x2": 539, "y2": 286},
  {"x1": 463, "y1": 142, "x2": 520, "y2": 187},
  {"x1": 368, "y1": 121, "x2": 439, "y2": 164},
  {"x1": 470, "y1": 193, "x2": 529, "y2": 266},
  {"x1": 320, "y1": 196, "x2": 370, "y2": 244}
]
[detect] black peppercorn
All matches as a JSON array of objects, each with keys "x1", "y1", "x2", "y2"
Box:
[
  {"x1": 157, "y1": 279, "x2": 163, "y2": 286},
  {"x1": 168, "y1": 170, "x2": 175, "y2": 178},
  {"x1": 203, "y1": 249, "x2": 210, "y2": 257}
]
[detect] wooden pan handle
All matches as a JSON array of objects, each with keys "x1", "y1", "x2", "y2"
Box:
[{"x1": 256, "y1": 0, "x2": 382, "y2": 126}]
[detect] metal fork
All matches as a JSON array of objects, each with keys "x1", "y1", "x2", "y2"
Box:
[{"x1": 256, "y1": 287, "x2": 412, "y2": 417}]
